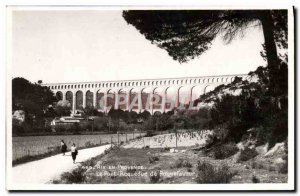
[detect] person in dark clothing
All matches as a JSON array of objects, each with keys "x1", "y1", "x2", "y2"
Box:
[
  {"x1": 71, "y1": 143, "x2": 78, "y2": 164},
  {"x1": 61, "y1": 140, "x2": 67, "y2": 156}
]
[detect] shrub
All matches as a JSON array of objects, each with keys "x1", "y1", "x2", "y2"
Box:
[
  {"x1": 149, "y1": 169, "x2": 161, "y2": 183},
  {"x1": 268, "y1": 166, "x2": 276, "y2": 172},
  {"x1": 104, "y1": 148, "x2": 110, "y2": 155},
  {"x1": 126, "y1": 167, "x2": 137, "y2": 174},
  {"x1": 93, "y1": 117, "x2": 108, "y2": 131},
  {"x1": 60, "y1": 167, "x2": 86, "y2": 184},
  {"x1": 72, "y1": 122, "x2": 80, "y2": 133},
  {"x1": 279, "y1": 140, "x2": 288, "y2": 174},
  {"x1": 172, "y1": 158, "x2": 192, "y2": 169},
  {"x1": 252, "y1": 175, "x2": 260, "y2": 183},
  {"x1": 111, "y1": 145, "x2": 121, "y2": 151},
  {"x1": 55, "y1": 125, "x2": 67, "y2": 132},
  {"x1": 12, "y1": 118, "x2": 25, "y2": 135},
  {"x1": 237, "y1": 147, "x2": 258, "y2": 162},
  {"x1": 195, "y1": 161, "x2": 237, "y2": 183},
  {"x1": 214, "y1": 127, "x2": 230, "y2": 141},
  {"x1": 149, "y1": 155, "x2": 159, "y2": 164},
  {"x1": 205, "y1": 133, "x2": 219, "y2": 148},
  {"x1": 251, "y1": 161, "x2": 264, "y2": 169},
  {"x1": 161, "y1": 146, "x2": 170, "y2": 152},
  {"x1": 208, "y1": 142, "x2": 238, "y2": 159},
  {"x1": 164, "y1": 146, "x2": 170, "y2": 151},
  {"x1": 278, "y1": 161, "x2": 288, "y2": 174}
]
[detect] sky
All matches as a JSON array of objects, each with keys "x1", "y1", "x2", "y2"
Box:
[{"x1": 11, "y1": 10, "x2": 266, "y2": 84}]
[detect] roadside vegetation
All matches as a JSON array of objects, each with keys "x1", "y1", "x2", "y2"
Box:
[{"x1": 53, "y1": 146, "x2": 287, "y2": 184}]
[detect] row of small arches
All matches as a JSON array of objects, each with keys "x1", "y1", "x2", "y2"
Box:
[
  {"x1": 49, "y1": 76, "x2": 241, "y2": 90},
  {"x1": 55, "y1": 85, "x2": 216, "y2": 101}
]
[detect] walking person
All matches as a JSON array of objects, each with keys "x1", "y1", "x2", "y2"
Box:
[
  {"x1": 61, "y1": 140, "x2": 67, "y2": 156},
  {"x1": 71, "y1": 143, "x2": 78, "y2": 164}
]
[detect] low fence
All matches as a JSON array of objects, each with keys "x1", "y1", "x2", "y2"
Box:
[{"x1": 12, "y1": 132, "x2": 146, "y2": 162}]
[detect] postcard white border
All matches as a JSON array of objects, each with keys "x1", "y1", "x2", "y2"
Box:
[{"x1": 5, "y1": 5, "x2": 295, "y2": 191}]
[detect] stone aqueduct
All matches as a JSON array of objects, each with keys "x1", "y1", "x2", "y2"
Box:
[{"x1": 44, "y1": 74, "x2": 249, "y2": 114}]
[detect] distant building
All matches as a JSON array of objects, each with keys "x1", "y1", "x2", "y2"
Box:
[{"x1": 50, "y1": 115, "x2": 85, "y2": 126}]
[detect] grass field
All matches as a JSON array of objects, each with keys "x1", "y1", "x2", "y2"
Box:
[
  {"x1": 12, "y1": 132, "x2": 145, "y2": 162},
  {"x1": 54, "y1": 147, "x2": 287, "y2": 184}
]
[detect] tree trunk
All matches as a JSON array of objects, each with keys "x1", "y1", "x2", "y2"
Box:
[{"x1": 258, "y1": 10, "x2": 280, "y2": 95}]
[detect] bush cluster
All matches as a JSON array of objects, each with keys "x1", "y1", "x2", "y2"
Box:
[
  {"x1": 236, "y1": 147, "x2": 258, "y2": 162},
  {"x1": 149, "y1": 168, "x2": 161, "y2": 183},
  {"x1": 60, "y1": 167, "x2": 87, "y2": 184},
  {"x1": 149, "y1": 155, "x2": 159, "y2": 164},
  {"x1": 195, "y1": 161, "x2": 237, "y2": 183},
  {"x1": 172, "y1": 158, "x2": 193, "y2": 169},
  {"x1": 252, "y1": 175, "x2": 260, "y2": 183},
  {"x1": 207, "y1": 142, "x2": 238, "y2": 159}
]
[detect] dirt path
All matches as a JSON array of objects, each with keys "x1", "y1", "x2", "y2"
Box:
[{"x1": 12, "y1": 144, "x2": 111, "y2": 184}]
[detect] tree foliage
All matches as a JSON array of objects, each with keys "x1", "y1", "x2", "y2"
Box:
[
  {"x1": 12, "y1": 77, "x2": 57, "y2": 134},
  {"x1": 123, "y1": 10, "x2": 287, "y2": 62},
  {"x1": 54, "y1": 100, "x2": 72, "y2": 117},
  {"x1": 123, "y1": 10, "x2": 288, "y2": 96},
  {"x1": 200, "y1": 62, "x2": 288, "y2": 146},
  {"x1": 12, "y1": 77, "x2": 57, "y2": 121}
]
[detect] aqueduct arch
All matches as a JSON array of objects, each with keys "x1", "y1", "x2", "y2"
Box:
[
  {"x1": 65, "y1": 91, "x2": 73, "y2": 108},
  {"x1": 45, "y1": 74, "x2": 250, "y2": 114},
  {"x1": 56, "y1": 91, "x2": 63, "y2": 101},
  {"x1": 75, "y1": 91, "x2": 83, "y2": 110},
  {"x1": 86, "y1": 90, "x2": 94, "y2": 108}
]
